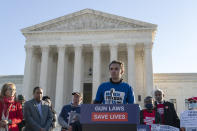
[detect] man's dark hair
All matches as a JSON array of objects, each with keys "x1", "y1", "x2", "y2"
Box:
[
  {"x1": 109, "y1": 60, "x2": 124, "y2": 73},
  {"x1": 42, "y1": 96, "x2": 51, "y2": 101},
  {"x1": 33, "y1": 86, "x2": 42, "y2": 94}
]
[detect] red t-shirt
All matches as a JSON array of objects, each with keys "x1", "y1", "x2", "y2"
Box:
[
  {"x1": 157, "y1": 104, "x2": 165, "y2": 123},
  {"x1": 143, "y1": 109, "x2": 156, "y2": 126}
]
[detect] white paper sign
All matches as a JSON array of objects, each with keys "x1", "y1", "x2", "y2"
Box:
[
  {"x1": 151, "y1": 124, "x2": 179, "y2": 131},
  {"x1": 180, "y1": 110, "x2": 197, "y2": 128},
  {"x1": 185, "y1": 127, "x2": 197, "y2": 131}
]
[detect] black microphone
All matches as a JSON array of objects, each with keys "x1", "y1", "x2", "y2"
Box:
[{"x1": 110, "y1": 88, "x2": 115, "y2": 103}]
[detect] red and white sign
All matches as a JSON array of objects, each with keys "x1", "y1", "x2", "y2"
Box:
[{"x1": 92, "y1": 112, "x2": 128, "y2": 122}]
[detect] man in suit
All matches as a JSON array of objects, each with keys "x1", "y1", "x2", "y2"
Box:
[
  {"x1": 24, "y1": 87, "x2": 53, "y2": 131},
  {"x1": 154, "y1": 89, "x2": 180, "y2": 128}
]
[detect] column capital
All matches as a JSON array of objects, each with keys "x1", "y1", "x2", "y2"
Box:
[
  {"x1": 109, "y1": 43, "x2": 118, "y2": 48},
  {"x1": 24, "y1": 44, "x2": 33, "y2": 49},
  {"x1": 92, "y1": 44, "x2": 101, "y2": 50},
  {"x1": 73, "y1": 44, "x2": 83, "y2": 49},
  {"x1": 57, "y1": 45, "x2": 66, "y2": 48},
  {"x1": 24, "y1": 45, "x2": 34, "y2": 53},
  {"x1": 40, "y1": 45, "x2": 50, "y2": 52},
  {"x1": 144, "y1": 43, "x2": 153, "y2": 49},
  {"x1": 127, "y1": 44, "x2": 136, "y2": 48},
  {"x1": 144, "y1": 44, "x2": 153, "y2": 50},
  {"x1": 57, "y1": 45, "x2": 66, "y2": 52}
]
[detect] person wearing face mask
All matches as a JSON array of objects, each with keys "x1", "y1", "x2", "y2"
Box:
[
  {"x1": 187, "y1": 97, "x2": 197, "y2": 110},
  {"x1": 180, "y1": 97, "x2": 197, "y2": 131},
  {"x1": 0, "y1": 83, "x2": 23, "y2": 131},
  {"x1": 140, "y1": 96, "x2": 161, "y2": 128}
]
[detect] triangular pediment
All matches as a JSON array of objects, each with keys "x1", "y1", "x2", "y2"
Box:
[{"x1": 21, "y1": 9, "x2": 157, "y2": 33}]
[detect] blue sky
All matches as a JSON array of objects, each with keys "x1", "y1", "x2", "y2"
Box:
[{"x1": 0, "y1": 0, "x2": 197, "y2": 75}]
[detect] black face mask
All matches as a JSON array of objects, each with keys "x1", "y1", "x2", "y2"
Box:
[{"x1": 145, "y1": 103, "x2": 153, "y2": 109}]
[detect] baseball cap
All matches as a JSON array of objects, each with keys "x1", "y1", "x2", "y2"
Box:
[
  {"x1": 188, "y1": 97, "x2": 197, "y2": 101},
  {"x1": 72, "y1": 92, "x2": 82, "y2": 96}
]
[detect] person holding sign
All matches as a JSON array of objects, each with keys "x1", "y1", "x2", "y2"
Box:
[
  {"x1": 58, "y1": 92, "x2": 82, "y2": 131},
  {"x1": 180, "y1": 97, "x2": 197, "y2": 131},
  {"x1": 94, "y1": 60, "x2": 135, "y2": 104},
  {"x1": 154, "y1": 89, "x2": 180, "y2": 128},
  {"x1": 140, "y1": 96, "x2": 161, "y2": 128}
]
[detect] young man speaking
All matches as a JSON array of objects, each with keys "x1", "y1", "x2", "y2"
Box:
[{"x1": 94, "y1": 60, "x2": 135, "y2": 104}]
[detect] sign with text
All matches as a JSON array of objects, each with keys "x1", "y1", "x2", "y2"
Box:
[
  {"x1": 180, "y1": 110, "x2": 197, "y2": 128},
  {"x1": 92, "y1": 112, "x2": 128, "y2": 121},
  {"x1": 137, "y1": 125, "x2": 150, "y2": 131},
  {"x1": 185, "y1": 127, "x2": 197, "y2": 131},
  {"x1": 80, "y1": 104, "x2": 140, "y2": 124},
  {"x1": 151, "y1": 124, "x2": 179, "y2": 131}
]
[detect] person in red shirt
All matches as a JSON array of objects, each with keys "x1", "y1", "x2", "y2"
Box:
[
  {"x1": 0, "y1": 83, "x2": 23, "y2": 131},
  {"x1": 154, "y1": 89, "x2": 180, "y2": 128},
  {"x1": 140, "y1": 96, "x2": 161, "y2": 127}
]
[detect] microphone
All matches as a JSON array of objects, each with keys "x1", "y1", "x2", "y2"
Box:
[{"x1": 110, "y1": 88, "x2": 115, "y2": 104}]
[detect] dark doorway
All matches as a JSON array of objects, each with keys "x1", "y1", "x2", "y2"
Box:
[{"x1": 83, "y1": 83, "x2": 92, "y2": 104}]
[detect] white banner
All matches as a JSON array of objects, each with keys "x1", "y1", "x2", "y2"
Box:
[
  {"x1": 185, "y1": 127, "x2": 197, "y2": 131},
  {"x1": 180, "y1": 110, "x2": 197, "y2": 128},
  {"x1": 151, "y1": 124, "x2": 179, "y2": 131}
]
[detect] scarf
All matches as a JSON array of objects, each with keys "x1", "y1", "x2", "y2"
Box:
[{"x1": 3, "y1": 96, "x2": 14, "y2": 117}]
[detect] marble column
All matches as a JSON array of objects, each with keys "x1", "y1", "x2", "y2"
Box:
[
  {"x1": 127, "y1": 44, "x2": 136, "y2": 91},
  {"x1": 73, "y1": 45, "x2": 82, "y2": 92},
  {"x1": 55, "y1": 45, "x2": 66, "y2": 113},
  {"x1": 23, "y1": 45, "x2": 34, "y2": 99},
  {"x1": 39, "y1": 45, "x2": 50, "y2": 95},
  {"x1": 110, "y1": 43, "x2": 118, "y2": 62},
  {"x1": 144, "y1": 44, "x2": 154, "y2": 96},
  {"x1": 92, "y1": 45, "x2": 101, "y2": 100}
]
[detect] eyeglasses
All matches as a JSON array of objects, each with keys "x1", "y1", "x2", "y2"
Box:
[{"x1": 7, "y1": 88, "x2": 16, "y2": 91}]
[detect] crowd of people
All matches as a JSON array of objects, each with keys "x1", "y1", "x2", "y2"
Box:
[{"x1": 0, "y1": 60, "x2": 196, "y2": 131}]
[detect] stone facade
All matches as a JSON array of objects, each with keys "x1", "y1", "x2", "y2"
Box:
[{"x1": 21, "y1": 9, "x2": 157, "y2": 113}]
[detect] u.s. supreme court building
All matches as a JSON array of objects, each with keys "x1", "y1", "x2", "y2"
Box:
[{"x1": 1, "y1": 9, "x2": 197, "y2": 116}]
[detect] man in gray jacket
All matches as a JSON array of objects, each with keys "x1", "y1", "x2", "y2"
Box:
[{"x1": 24, "y1": 87, "x2": 53, "y2": 131}]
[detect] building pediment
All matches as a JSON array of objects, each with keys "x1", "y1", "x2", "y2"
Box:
[{"x1": 21, "y1": 9, "x2": 157, "y2": 33}]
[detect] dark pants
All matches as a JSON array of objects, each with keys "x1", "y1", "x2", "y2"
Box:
[
  {"x1": 71, "y1": 121, "x2": 82, "y2": 131},
  {"x1": 18, "y1": 120, "x2": 25, "y2": 131}
]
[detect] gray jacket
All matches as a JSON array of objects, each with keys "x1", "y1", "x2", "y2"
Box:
[{"x1": 24, "y1": 99, "x2": 53, "y2": 131}]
